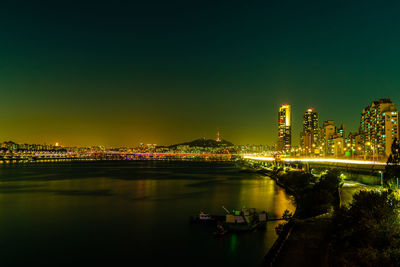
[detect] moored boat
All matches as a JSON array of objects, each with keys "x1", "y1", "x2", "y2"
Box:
[
  {"x1": 190, "y1": 212, "x2": 220, "y2": 224},
  {"x1": 223, "y1": 207, "x2": 268, "y2": 232}
]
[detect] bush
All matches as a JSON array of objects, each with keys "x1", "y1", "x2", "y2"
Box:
[
  {"x1": 331, "y1": 190, "x2": 400, "y2": 266},
  {"x1": 278, "y1": 171, "x2": 315, "y2": 192},
  {"x1": 294, "y1": 170, "x2": 342, "y2": 218},
  {"x1": 276, "y1": 169, "x2": 341, "y2": 218},
  {"x1": 282, "y1": 209, "x2": 293, "y2": 221},
  {"x1": 275, "y1": 222, "x2": 287, "y2": 235},
  {"x1": 384, "y1": 137, "x2": 400, "y2": 186}
]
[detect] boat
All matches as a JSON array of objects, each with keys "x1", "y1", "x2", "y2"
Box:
[
  {"x1": 190, "y1": 212, "x2": 218, "y2": 224},
  {"x1": 223, "y1": 206, "x2": 268, "y2": 232}
]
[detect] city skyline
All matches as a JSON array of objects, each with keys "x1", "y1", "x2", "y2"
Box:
[
  {"x1": 2, "y1": 97, "x2": 399, "y2": 148},
  {"x1": 2, "y1": 1, "x2": 400, "y2": 146},
  {"x1": 2, "y1": 2, "x2": 400, "y2": 266}
]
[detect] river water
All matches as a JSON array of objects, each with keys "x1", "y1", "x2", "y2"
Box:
[{"x1": 0, "y1": 161, "x2": 295, "y2": 266}]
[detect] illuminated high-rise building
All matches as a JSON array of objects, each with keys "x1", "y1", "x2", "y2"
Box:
[
  {"x1": 303, "y1": 108, "x2": 319, "y2": 132},
  {"x1": 360, "y1": 99, "x2": 399, "y2": 158},
  {"x1": 337, "y1": 124, "x2": 346, "y2": 138},
  {"x1": 321, "y1": 120, "x2": 336, "y2": 156},
  {"x1": 277, "y1": 104, "x2": 291, "y2": 152},
  {"x1": 300, "y1": 108, "x2": 319, "y2": 155}
]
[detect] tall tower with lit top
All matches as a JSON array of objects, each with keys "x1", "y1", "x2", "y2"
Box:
[
  {"x1": 277, "y1": 104, "x2": 291, "y2": 152},
  {"x1": 216, "y1": 131, "x2": 221, "y2": 142},
  {"x1": 300, "y1": 108, "x2": 319, "y2": 155}
]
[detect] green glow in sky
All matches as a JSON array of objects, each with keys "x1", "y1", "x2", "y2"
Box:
[{"x1": 1, "y1": 1, "x2": 400, "y2": 146}]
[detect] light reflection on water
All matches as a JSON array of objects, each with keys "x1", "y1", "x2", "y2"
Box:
[{"x1": 0, "y1": 161, "x2": 294, "y2": 266}]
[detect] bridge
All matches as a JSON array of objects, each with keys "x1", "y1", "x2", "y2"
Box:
[
  {"x1": 1, "y1": 152, "x2": 389, "y2": 171},
  {"x1": 0, "y1": 152, "x2": 236, "y2": 162},
  {"x1": 243, "y1": 155, "x2": 387, "y2": 172}
]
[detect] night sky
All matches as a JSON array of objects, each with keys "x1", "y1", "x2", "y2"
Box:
[{"x1": 1, "y1": 1, "x2": 400, "y2": 147}]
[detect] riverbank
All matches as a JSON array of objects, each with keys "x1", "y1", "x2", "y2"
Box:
[
  {"x1": 258, "y1": 164, "x2": 400, "y2": 266},
  {"x1": 272, "y1": 215, "x2": 332, "y2": 267},
  {"x1": 258, "y1": 168, "x2": 299, "y2": 266},
  {"x1": 257, "y1": 167, "x2": 340, "y2": 266},
  {"x1": 248, "y1": 159, "x2": 400, "y2": 266}
]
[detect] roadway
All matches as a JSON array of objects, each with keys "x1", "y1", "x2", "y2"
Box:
[{"x1": 243, "y1": 155, "x2": 387, "y2": 171}]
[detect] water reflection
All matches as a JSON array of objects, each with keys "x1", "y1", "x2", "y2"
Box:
[
  {"x1": 0, "y1": 161, "x2": 295, "y2": 266},
  {"x1": 230, "y1": 234, "x2": 238, "y2": 253}
]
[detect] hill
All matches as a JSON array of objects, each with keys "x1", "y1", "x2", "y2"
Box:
[{"x1": 167, "y1": 138, "x2": 234, "y2": 148}]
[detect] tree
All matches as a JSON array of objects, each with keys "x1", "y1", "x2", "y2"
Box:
[
  {"x1": 331, "y1": 190, "x2": 400, "y2": 266},
  {"x1": 275, "y1": 222, "x2": 286, "y2": 235},
  {"x1": 282, "y1": 209, "x2": 293, "y2": 221},
  {"x1": 385, "y1": 138, "x2": 400, "y2": 186},
  {"x1": 318, "y1": 169, "x2": 343, "y2": 191}
]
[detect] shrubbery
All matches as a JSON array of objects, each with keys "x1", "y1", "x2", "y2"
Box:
[
  {"x1": 277, "y1": 169, "x2": 342, "y2": 218},
  {"x1": 385, "y1": 137, "x2": 400, "y2": 187},
  {"x1": 331, "y1": 190, "x2": 400, "y2": 266},
  {"x1": 275, "y1": 209, "x2": 293, "y2": 235}
]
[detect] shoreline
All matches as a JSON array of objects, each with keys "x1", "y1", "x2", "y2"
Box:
[
  {"x1": 256, "y1": 169, "x2": 298, "y2": 266},
  {"x1": 253, "y1": 166, "x2": 340, "y2": 267}
]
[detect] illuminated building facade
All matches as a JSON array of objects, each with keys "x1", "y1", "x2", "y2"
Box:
[
  {"x1": 346, "y1": 132, "x2": 362, "y2": 157},
  {"x1": 321, "y1": 120, "x2": 336, "y2": 156},
  {"x1": 360, "y1": 98, "x2": 399, "y2": 158},
  {"x1": 277, "y1": 104, "x2": 291, "y2": 152},
  {"x1": 300, "y1": 108, "x2": 319, "y2": 155},
  {"x1": 333, "y1": 137, "x2": 344, "y2": 157},
  {"x1": 337, "y1": 124, "x2": 346, "y2": 138}
]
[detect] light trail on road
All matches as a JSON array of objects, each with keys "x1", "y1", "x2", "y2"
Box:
[{"x1": 243, "y1": 155, "x2": 387, "y2": 166}]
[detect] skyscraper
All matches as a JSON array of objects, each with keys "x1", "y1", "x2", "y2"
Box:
[
  {"x1": 321, "y1": 120, "x2": 336, "y2": 156},
  {"x1": 360, "y1": 98, "x2": 399, "y2": 158},
  {"x1": 277, "y1": 104, "x2": 291, "y2": 152},
  {"x1": 300, "y1": 108, "x2": 319, "y2": 155}
]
